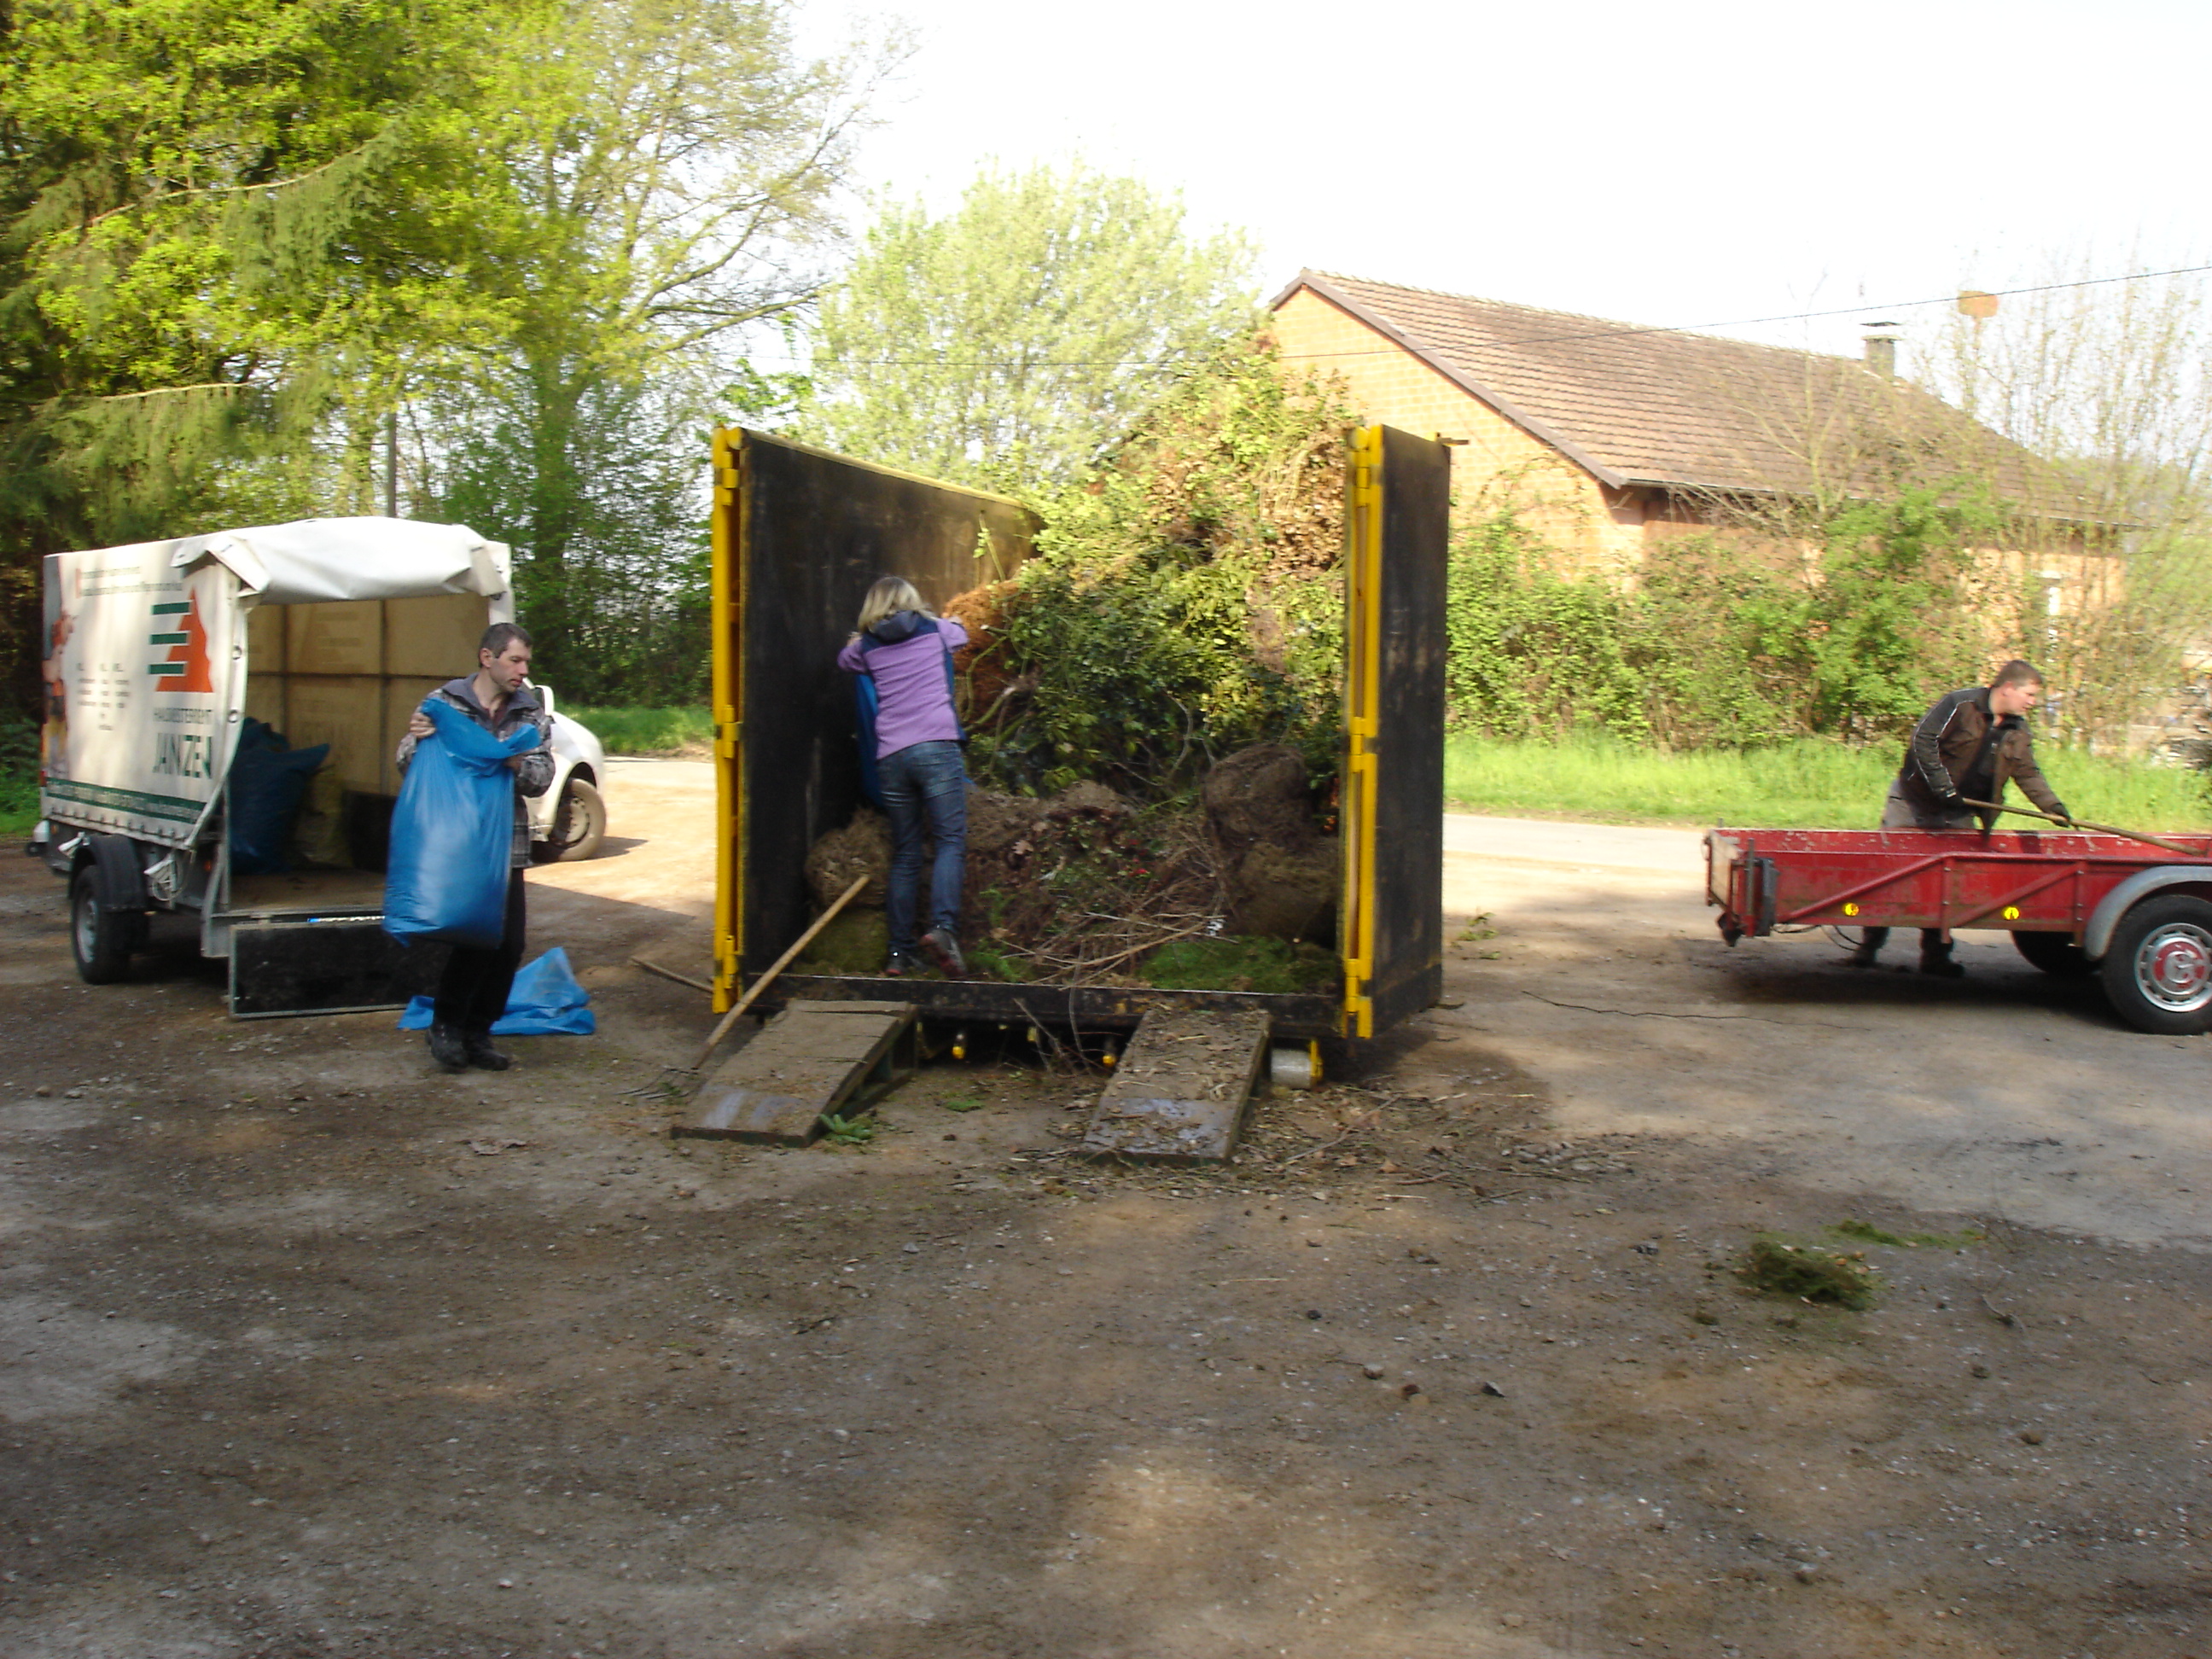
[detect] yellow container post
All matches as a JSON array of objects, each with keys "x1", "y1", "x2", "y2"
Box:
[
  {"x1": 709, "y1": 427, "x2": 746, "y2": 1013},
  {"x1": 1340, "y1": 426, "x2": 1385, "y2": 1039}
]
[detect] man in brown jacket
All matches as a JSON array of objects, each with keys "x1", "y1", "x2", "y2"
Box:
[{"x1": 1852, "y1": 660, "x2": 2070, "y2": 976}]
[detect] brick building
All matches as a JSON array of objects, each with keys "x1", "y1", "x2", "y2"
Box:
[{"x1": 1269, "y1": 271, "x2": 2101, "y2": 607}]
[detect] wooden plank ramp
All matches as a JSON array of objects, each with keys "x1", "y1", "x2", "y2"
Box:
[
  {"x1": 1080, "y1": 1007, "x2": 1272, "y2": 1163},
  {"x1": 677, "y1": 999, "x2": 917, "y2": 1145}
]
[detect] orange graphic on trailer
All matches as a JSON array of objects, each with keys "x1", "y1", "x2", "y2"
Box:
[{"x1": 148, "y1": 592, "x2": 212, "y2": 693}]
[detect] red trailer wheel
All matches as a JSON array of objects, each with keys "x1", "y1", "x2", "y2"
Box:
[{"x1": 2100, "y1": 894, "x2": 2212, "y2": 1034}]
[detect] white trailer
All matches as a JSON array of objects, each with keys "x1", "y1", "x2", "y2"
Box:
[{"x1": 33, "y1": 516, "x2": 606, "y2": 1015}]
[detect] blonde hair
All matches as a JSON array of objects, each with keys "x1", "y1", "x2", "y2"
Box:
[{"x1": 857, "y1": 576, "x2": 930, "y2": 633}]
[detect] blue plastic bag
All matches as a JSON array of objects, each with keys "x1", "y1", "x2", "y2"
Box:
[
  {"x1": 396, "y1": 947, "x2": 596, "y2": 1036},
  {"x1": 229, "y1": 719, "x2": 330, "y2": 876},
  {"x1": 381, "y1": 697, "x2": 539, "y2": 948}
]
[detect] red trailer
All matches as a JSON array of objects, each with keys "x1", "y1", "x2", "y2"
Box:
[{"x1": 1705, "y1": 826, "x2": 2212, "y2": 1034}]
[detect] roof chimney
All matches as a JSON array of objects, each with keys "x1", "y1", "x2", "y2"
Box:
[{"x1": 1861, "y1": 321, "x2": 1901, "y2": 380}]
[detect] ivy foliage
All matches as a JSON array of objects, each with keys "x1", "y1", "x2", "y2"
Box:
[
  {"x1": 1447, "y1": 484, "x2": 1997, "y2": 748},
  {"x1": 964, "y1": 343, "x2": 1357, "y2": 799}
]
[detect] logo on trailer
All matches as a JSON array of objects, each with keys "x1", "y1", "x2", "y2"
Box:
[{"x1": 148, "y1": 595, "x2": 212, "y2": 693}]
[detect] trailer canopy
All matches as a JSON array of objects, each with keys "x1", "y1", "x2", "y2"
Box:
[
  {"x1": 172, "y1": 516, "x2": 510, "y2": 607},
  {"x1": 40, "y1": 516, "x2": 510, "y2": 852}
]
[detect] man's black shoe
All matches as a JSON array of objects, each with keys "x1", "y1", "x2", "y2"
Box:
[
  {"x1": 1919, "y1": 952, "x2": 1966, "y2": 980},
  {"x1": 920, "y1": 928, "x2": 966, "y2": 977},
  {"x1": 428, "y1": 1022, "x2": 469, "y2": 1073},
  {"x1": 464, "y1": 1032, "x2": 513, "y2": 1071}
]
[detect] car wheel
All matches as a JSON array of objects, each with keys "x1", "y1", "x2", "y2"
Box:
[
  {"x1": 71, "y1": 866, "x2": 140, "y2": 985},
  {"x1": 2011, "y1": 929, "x2": 2093, "y2": 977},
  {"x1": 2098, "y1": 894, "x2": 2212, "y2": 1034},
  {"x1": 536, "y1": 777, "x2": 607, "y2": 863}
]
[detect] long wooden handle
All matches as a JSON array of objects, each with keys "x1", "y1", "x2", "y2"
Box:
[
  {"x1": 1961, "y1": 798, "x2": 2203, "y2": 858},
  {"x1": 691, "y1": 875, "x2": 871, "y2": 1070}
]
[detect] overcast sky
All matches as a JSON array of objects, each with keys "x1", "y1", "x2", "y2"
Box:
[{"x1": 801, "y1": 0, "x2": 2212, "y2": 371}]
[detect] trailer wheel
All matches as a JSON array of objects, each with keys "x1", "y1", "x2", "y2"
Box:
[
  {"x1": 70, "y1": 867, "x2": 142, "y2": 985},
  {"x1": 535, "y1": 777, "x2": 607, "y2": 863},
  {"x1": 2012, "y1": 930, "x2": 2093, "y2": 978},
  {"x1": 2099, "y1": 894, "x2": 2212, "y2": 1033}
]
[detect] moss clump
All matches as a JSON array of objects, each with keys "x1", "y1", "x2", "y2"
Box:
[
  {"x1": 1738, "y1": 1237, "x2": 1878, "y2": 1310},
  {"x1": 1139, "y1": 935, "x2": 1337, "y2": 995},
  {"x1": 794, "y1": 909, "x2": 889, "y2": 975}
]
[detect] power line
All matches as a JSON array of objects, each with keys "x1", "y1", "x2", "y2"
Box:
[{"x1": 755, "y1": 259, "x2": 2212, "y2": 372}]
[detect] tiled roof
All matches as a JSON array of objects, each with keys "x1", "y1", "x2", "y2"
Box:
[{"x1": 1276, "y1": 271, "x2": 2086, "y2": 516}]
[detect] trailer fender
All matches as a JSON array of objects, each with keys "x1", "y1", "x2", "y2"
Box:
[
  {"x1": 2083, "y1": 866, "x2": 2212, "y2": 962},
  {"x1": 74, "y1": 833, "x2": 148, "y2": 913}
]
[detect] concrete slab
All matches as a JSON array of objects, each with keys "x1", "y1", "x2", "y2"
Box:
[{"x1": 1080, "y1": 1007, "x2": 1272, "y2": 1163}]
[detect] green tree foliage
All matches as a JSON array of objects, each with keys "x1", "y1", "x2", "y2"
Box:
[
  {"x1": 439, "y1": 377, "x2": 708, "y2": 703},
  {"x1": 799, "y1": 162, "x2": 1259, "y2": 490},
  {"x1": 438, "y1": 0, "x2": 892, "y2": 692},
  {"x1": 966, "y1": 343, "x2": 1355, "y2": 798},
  {"x1": 1445, "y1": 487, "x2": 1994, "y2": 749},
  {"x1": 0, "y1": 0, "x2": 524, "y2": 542},
  {"x1": 0, "y1": 0, "x2": 889, "y2": 709},
  {"x1": 0, "y1": 0, "x2": 541, "y2": 713}
]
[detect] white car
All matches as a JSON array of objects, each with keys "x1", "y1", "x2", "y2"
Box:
[{"x1": 525, "y1": 684, "x2": 608, "y2": 861}]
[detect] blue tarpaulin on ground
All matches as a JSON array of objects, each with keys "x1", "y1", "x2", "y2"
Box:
[{"x1": 397, "y1": 947, "x2": 596, "y2": 1035}]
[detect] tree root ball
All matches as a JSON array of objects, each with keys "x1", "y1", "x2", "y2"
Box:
[
  {"x1": 805, "y1": 808, "x2": 890, "y2": 909},
  {"x1": 1202, "y1": 743, "x2": 1336, "y2": 941},
  {"x1": 943, "y1": 581, "x2": 1021, "y2": 712}
]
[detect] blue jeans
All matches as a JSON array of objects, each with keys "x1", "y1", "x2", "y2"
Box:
[{"x1": 879, "y1": 741, "x2": 967, "y2": 953}]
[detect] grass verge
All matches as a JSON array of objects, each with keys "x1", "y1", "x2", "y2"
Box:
[
  {"x1": 565, "y1": 704, "x2": 713, "y2": 755},
  {"x1": 1447, "y1": 732, "x2": 2212, "y2": 831}
]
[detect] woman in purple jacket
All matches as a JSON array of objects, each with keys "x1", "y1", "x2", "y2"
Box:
[{"x1": 838, "y1": 578, "x2": 969, "y2": 977}]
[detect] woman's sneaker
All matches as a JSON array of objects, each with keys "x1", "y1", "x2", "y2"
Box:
[
  {"x1": 883, "y1": 951, "x2": 920, "y2": 978},
  {"x1": 920, "y1": 929, "x2": 966, "y2": 976}
]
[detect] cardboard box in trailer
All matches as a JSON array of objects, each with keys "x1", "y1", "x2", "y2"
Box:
[
  {"x1": 32, "y1": 516, "x2": 608, "y2": 1016},
  {"x1": 706, "y1": 425, "x2": 1448, "y2": 1048}
]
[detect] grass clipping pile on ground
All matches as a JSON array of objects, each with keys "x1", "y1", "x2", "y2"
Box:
[
  {"x1": 800, "y1": 345, "x2": 1354, "y2": 991},
  {"x1": 1738, "y1": 1237, "x2": 1879, "y2": 1309}
]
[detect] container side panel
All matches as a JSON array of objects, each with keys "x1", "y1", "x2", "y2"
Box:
[
  {"x1": 381, "y1": 593, "x2": 486, "y2": 678},
  {"x1": 283, "y1": 678, "x2": 386, "y2": 794},
  {"x1": 284, "y1": 600, "x2": 382, "y2": 677},
  {"x1": 1365, "y1": 426, "x2": 1450, "y2": 1033},
  {"x1": 729, "y1": 431, "x2": 1035, "y2": 978},
  {"x1": 246, "y1": 603, "x2": 286, "y2": 673}
]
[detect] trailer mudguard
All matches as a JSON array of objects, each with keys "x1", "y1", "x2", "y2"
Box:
[
  {"x1": 78, "y1": 833, "x2": 148, "y2": 912},
  {"x1": 2083, "y1": 866, "x2": 2212, "y2": 961}
]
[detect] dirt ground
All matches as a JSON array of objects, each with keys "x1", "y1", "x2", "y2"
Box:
[{"x1": 3, "y1": 760, "x2": 2208, "y2": 1659}]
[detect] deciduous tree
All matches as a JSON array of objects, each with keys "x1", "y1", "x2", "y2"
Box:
[{"x1": 799, "y1": 163, "x2": 1258, "y2": 490}]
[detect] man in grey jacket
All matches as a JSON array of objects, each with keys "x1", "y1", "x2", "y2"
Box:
[
  {"x1": 1853, "y1": 660, "x2": 2069, "y2": 976},
  {"x1": 395, "y1": 622, "x2": 554, "y2": 1070}
]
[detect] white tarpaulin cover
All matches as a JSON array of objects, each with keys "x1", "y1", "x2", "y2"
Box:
[
  {"x1": 172, "y1": 515, "x2": 510, "y2": 606},
  {"x1": 38, "y1": 517, "x2": 510, "y2": 848}
]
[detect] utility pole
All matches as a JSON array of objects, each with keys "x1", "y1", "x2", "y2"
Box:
[{"x1": 385, "y1": 409, "x2": 400, "y2": 517}]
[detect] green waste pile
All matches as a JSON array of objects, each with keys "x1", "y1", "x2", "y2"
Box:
[{"x1": 799, "y1": 344, "x2": 1359, "y2": 992}]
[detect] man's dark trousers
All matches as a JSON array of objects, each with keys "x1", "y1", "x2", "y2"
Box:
[{"x1": 434, "y1": 868, "x2": 527, "y2": 1033}]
